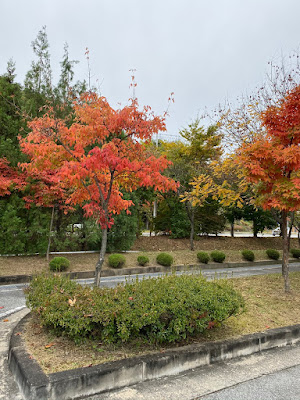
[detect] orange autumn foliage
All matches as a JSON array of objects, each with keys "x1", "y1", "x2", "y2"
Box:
[
  {"x1": 20, "y1": 93, "x2": 177, "y2": 228},
  {"x1": 0, "y1": 158, "x2": 25, "y2": 196},
  {"x1": 238, "y1": 85, "x2": 300, "y2": 212}
]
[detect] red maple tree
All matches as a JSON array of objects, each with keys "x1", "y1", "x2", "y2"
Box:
[
  {"x1": 0, "y1": 158, "x2": 25, "y2": 196},
  {"x1": 20, "y1": 93, "x2": 177, "y2": 285},
  {"x1": 239, "y1": 85, "x2": 300, "y2": 292}
]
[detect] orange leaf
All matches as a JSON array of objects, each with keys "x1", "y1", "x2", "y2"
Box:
[{"x1": 45, "y1": 342, "x2": 56, "y2": 349}]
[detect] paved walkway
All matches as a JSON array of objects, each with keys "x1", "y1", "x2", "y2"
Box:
[
  {"x1": 0, "y1": 308, "x2": 28, "y2": 400},
  {"x1": 89, "y1": 343, "x2": 300, "y2": 399}
]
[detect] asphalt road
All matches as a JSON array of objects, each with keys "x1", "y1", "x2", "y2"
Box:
[
  {"x1": 1, "y1": 262, "x2": 300, "y2": 319},
  {"x1": 197, "y1": 364, "x2": 300, "y2": 400}
]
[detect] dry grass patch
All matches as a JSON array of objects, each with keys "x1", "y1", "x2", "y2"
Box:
[
  {"x1": 131, "y1": 236, "x2": 298, "y2": 252},
  {"x1": 0, "y1": 250, "x2": 265, "y2": 277},
  {"x1": 0, "y1": 253, "x2": 100, "y2": 276},
  {"x1": 0, "y1": 246, "x2": 291, "y2": 277},
  {"x1": 1, "y1": 236, "x2": 298, "y2": 276},
  {"x1": 208, "y1": 272, "x2": 300, "y2": 341},
  {"x1": 24, "y1": 272, "x2": 300, "y2": 374}
]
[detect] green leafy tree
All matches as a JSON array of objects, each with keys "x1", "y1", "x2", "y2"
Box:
[
  {"x1": 0, "y1": 61, "x2": 26, "y2": 165},
  {"x1": 242, "y1": 204, "x2": 277, "y2": 237},
  {"x1": 54, "y1": 43, "x2": 87, "y2": 118},
  {"x1": 160, "y1": 120, "x2": 222, "y2": 249},
  {"x1": 0, "y1": 194, "x2": 51, "y2": 254},
  {"x1": 154, "y1": 194, "x2": 190, "y2": 238},
  {"x1": 106, "y1": 203, "x2": 138, "y2": 252},
  {"x1": 196, "y1": 197, "x2": 226, "y2": 236},
  {"x1": 24, "y1": 26, "x2": 52, "y2": 97}
]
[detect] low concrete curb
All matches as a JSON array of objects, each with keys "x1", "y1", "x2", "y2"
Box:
[
  {"x1": 9, "y1": 313, "x2": 300, "y2": 400},
  {"x1": 1, "y1": 259, "x2": 299, "y2": 285}
]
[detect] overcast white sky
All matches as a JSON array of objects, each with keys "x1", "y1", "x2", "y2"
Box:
[{"x1": 1, "y1": 0, "x2": 300, "y2": 139}]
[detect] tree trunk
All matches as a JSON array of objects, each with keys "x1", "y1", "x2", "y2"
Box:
[
  {"x1": 281, "y1": 210, "x2": 290, "y2": 293},
  {"x1": 185, "y1": 201, "x2": 195, "y2": 251},
  {"x1": 46, "y1": 206, "x2": 55, "y2": 262},
  {"x1": 136, "y1": 207, "x2": 141, "y2": 238},
  {"x1": 253, "y1": 220, "x2": 258, "y2": 238},
  {"x1": 94, "y1": 227, "x2": 108, "y2": 287},
  {"x1": 287, "y1": 211, "x2": 294, "y2": 251},
  {"x1": 190, "y1": 208, "x2": 195, "y2": 251},
  {"x1": 230, "y1": 222, "x2": 234, "y2": 237}
]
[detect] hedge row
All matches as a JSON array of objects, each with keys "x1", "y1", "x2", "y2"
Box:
[{"x1": 49, "y1": 248, "x2": 300, "y2": 273}]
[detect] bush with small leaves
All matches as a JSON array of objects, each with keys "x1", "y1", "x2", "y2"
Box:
[
  {"x1": 210, "y1": 251, "x2": 226, "y2": 263},
  {"x1": 49, "y1": 257, "x2": 70, "y2": 272},
  {"x1": 241, "y1": 250, "x2": 255, "y2": 262},
  {"x1": 290, "y1": 248, "x2": 300, "y2": 259},
  {"x1": 137, "y1": 255, "x2": 149, "y2": 266},
  {"x1": 108, "y1": 254, "x2": 126, "y2": 269},
  {"x1": 25, "y1": 273, "x2": 245, "y2": 344},
  {"x1": 197, "y1": 251, "x2": 210, "y2": 264},
  {"x1": 266, "y1": 249, "x2": 280, "y2": 260},
  {"x1": 156, "y1": 252, "x2": 173, "y2": 267}
]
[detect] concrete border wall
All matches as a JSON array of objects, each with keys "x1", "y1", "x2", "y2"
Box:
[{"x1": 9, "y1": 313, "x2": 300, "y2": 400}]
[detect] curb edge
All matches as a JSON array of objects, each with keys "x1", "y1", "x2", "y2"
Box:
[{"x1": 8, "y1": 313, "x2": 300, "y2": 400}]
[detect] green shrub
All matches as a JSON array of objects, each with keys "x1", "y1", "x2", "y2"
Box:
[
  {"x1": 290, "y1": 248, "x2": 300, "y2": 259},
  {"x1": 25, "y1": 273, "x2": 245, "y2": 344},
  {"x1": 108, "y1": 254, "x2": 126, "y2": 269},
  {"x1": 266, "y1": 249, "x2": 280, "y2": 260},
  {"x1": 156, "y1": 252, "x2": 173, "y2": 267},
  {"x1": 137, "y1": 255, "x2": 149, "y2": 266},
  {"x1": 49, "y1": 257, "x2": 70, "y2": 272},
  {"x1": 197, "y1": 251, "x2": 210, "y2": 264},
  {"x1": 241, "y1": 250, "x2": 255, "y2": 262},
  {"x1": 24, "y1": 273, "x2": 77, "y2": 311},
  {"x1": 210, "y1": 251, "x2": 226, "y2": 263}
]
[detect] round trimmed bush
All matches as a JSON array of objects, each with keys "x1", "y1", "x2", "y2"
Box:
[
  {"x1": 197, "y1": 251, "x2": 210, "y2": 264},
  {"x1": 137, "y1": 255, "x2": 149, "y2": 266},
  {"x1": 49, "y1": 257, "x2": 70, "y2": 272},
  {"x1": 266, "y1": 249, "x2": 280, "y2": 260},
  {"x1": 210, "y1": 251, "x2": 226, "y2": 263},
  {"x1": 241, "y1": 250, "x2": 255, "y2": 262},
  {"x1": 290, "y1": 248, "x2": 300, "y2": 259},
  {"x1": 156, "y1": 252, "x2": 173, "y2": 267},
  {"x1": 108, "y1": 254, "x2": 126, "y2": 269}
]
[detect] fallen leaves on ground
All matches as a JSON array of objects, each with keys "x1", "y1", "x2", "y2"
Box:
[{"x1": 45, "y1": 342, "x2": 56, "y2": 349}]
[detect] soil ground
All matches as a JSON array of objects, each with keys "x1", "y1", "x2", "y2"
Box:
[
  {"x1": 0, "y1": 236, "x2": 299, "y2": 276},
  {"x1": 24, "y1": 271, "x2": 300, "y2": 374},
  {"x1": 131, "y1": 235, "x2": 297, "y2": 252}
]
